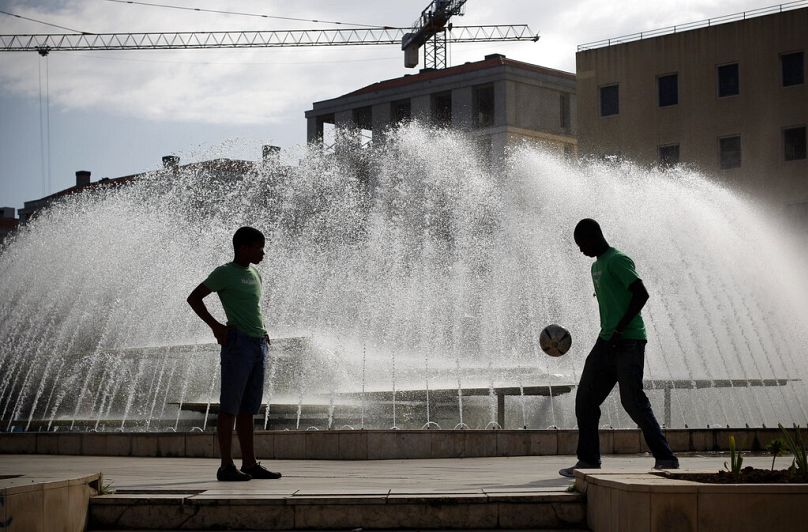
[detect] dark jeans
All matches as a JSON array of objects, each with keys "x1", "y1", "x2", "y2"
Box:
[{"x1": 575, "y1": 338, "x2": 675, "y2": 465}]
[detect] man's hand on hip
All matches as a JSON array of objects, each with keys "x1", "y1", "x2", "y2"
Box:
[{"x1": 212, "y1": 322, "x2": 229, "y2": 345}]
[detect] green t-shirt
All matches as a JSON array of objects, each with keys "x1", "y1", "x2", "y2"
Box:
[
  {"x1": 591, "y1": 247, "x2": 647, "y2": 341},
  {"x1": 204, "y1": 262, "x2": 267, "y2": 338}
]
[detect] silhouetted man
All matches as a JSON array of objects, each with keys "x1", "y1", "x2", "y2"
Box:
[
  {"x1": 559, "y1": 219, "x2": 678, "y2": 478},
  {"x1": 187, "y1": 226, "x2": 282, "y2": 482}
]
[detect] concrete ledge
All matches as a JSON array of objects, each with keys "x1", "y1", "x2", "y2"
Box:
[
  {"x1": 0, "y1": 472, "x2": 101, "y2": 531},
  {"x1": 90, "y1": 490, "x2": 586, "y2": 530},
  {"x1": 575, "y1": 469, "x2": 808, "y2": 532},
  {"x1": 1, "y1": 427, "x2": 802, "y2": 459}
]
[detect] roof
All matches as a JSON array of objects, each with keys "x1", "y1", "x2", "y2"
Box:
[
  {"x1": 20, "y1": 158, "x2": 255, "y2": 211},
  {"x1": 577, "y1": 2, "x2": 807, "y2": 51},
  {"x1": 22, "y1": 174, "x2": 137, "y2": 209},
  {"x1": 342, "y1": 55, "x2": 575, "y2": 99}
]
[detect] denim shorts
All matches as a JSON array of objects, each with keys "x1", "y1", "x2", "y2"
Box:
[{"x1": 219, "y1": 327, "x2": 267, "y2": 415}]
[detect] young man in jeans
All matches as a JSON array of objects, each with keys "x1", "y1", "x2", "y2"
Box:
[
  {"x1": 559, "y1": 219, "x2": 678, "y2": 478},
  {"x1": 187, "y1": 226, "x2": 282, "y2": 482}
]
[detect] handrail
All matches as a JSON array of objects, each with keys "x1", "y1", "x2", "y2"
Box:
[{"x1": 578, "y1": 1, "x2": 807, "y2": 51}]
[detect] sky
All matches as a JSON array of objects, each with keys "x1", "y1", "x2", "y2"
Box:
[{"x1": 0, "y1": 0, "x2": 775, "y2": 211}]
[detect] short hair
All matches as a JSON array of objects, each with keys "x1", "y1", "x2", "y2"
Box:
[
  {"x1": 574, "y1": 218, "x2": 604, "y2": 242},
  {"x1": 232, "y1": 226, "x2": 265, "y2": 250}
]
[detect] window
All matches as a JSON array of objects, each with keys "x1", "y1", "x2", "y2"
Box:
[
  {"x1": 353, "y1": 106, "x2": 373, "y2": 147},
  {"x1": 431, "y1": 91, "x2": 452, "y2": 125},
  {"x1": 391, "y1": 99, "x2": 411, "y2": 123},
  {"x1": 717, "y1": 63, "x2": 739, "y2": 97},
  {"x1": 472, "y1": 84, "x2": 494, "y2": 128},
  {"x1": 353, "y1": 106, "x2": 372, "y2": 130},
  {"x1": 719, "y1": 136, "x2": 741, "y2": 169},
  {"x1": 781, "y1": 51, "x2": 804, "y2": 87},
  {"x1": 784, "y1": 126, "x2": 807, "y2": 161},
  {"x1": 600, "y1": 84, "x2": 619, "y2": 116},
  {"x1": 563, "y1": 143, "x2": 574, "y2": 157},
  {"x1": 475, "y1": 136, "x2": 493, "y2": 164},
  {"x1": 658, "y1": 144, "x2": 680, "y2": 166},
  {"x1": 658, "y1": 74, "x2": 678, "y2": 107},
  {"x1": 560, "y1": 93, "x2": 571, "y2": 129}
]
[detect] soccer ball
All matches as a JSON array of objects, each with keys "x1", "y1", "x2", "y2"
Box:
[{"x1": 539, "y1": 324, "x2": 572, "y2": 357}]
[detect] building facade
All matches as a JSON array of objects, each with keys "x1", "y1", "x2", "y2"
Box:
[
  {"x1": 306, "y1": 54, "x2": 577, "y2": 159},
  {"x1": 576, "y1": 7, "x2": 807, "y2": 214}
]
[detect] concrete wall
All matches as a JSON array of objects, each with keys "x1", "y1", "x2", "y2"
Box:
[
  {"x1": 0, "y1": 428, "x2": 797, "y2": 459},
  {"x1": 576, "y1": 8, "x2": 808, "y2": 210}
]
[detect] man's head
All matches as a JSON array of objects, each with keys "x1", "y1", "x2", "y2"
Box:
[
  {"x1": 574, "y1": 218, "x2": 609, "y2": 257},
  {"x1": 233, "y1": 226, "x2": 265, "y2": 264}
]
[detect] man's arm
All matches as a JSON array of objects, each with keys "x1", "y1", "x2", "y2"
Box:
[
  {"x1": 187, "y1": 283, "x2": 228, "y2": 345},
  {"x1": 612, "y1": 279, "x2": 649, "y2": 339}
]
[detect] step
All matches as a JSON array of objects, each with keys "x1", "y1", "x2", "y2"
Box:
[{"x1": 89, "y1": 490, "x2": 587, "y2": 530}]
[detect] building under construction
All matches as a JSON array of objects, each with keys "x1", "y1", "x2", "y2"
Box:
[{"x1": 305, "y1": 54, "x2": 577, "y2": 160}]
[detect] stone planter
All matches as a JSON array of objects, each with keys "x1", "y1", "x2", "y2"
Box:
[
  {"x1": 575, "y1": 469, "x2": 808, "y2": 532},
  {"x1": 0, "y1": 472, "x2": 101, "y2": 531}
]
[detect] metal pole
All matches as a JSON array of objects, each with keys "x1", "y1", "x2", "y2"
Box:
[{"x1": 497, "y1": 392, "x2": 505, "y2": 429}]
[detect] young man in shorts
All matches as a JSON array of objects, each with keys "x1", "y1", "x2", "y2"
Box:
[{"x1": 187, "y1": 226, "x2": 282, "y2": 481}]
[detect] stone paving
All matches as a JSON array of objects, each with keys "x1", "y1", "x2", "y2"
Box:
[
  {"x1": 0, "y1": 453, "x2": 779, "y2": 530},
  {"x1": 0, "y1": 453, "x2": 775, "y2": 494}
]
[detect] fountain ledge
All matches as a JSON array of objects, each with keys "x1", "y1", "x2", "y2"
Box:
[{"x1": 1, "y1": 428, "x2": 805, "y2": 459}]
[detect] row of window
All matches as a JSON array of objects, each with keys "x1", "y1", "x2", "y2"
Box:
[
  {"x1": 600, "y1": 51, "x2": 804, "y2": 116},
  {"x1": 387, "y1": 84, "x2": 572, "y2": 131},
  {"x1": 657, "y1": 126, "x2": 807, "y2": 168}
]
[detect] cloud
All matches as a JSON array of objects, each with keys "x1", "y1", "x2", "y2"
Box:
[{"x1": 0, "y1": 0, "x2": 777, "y2": 126}]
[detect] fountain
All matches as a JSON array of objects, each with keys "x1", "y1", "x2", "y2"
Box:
[{"x1": 1, "y1": 122, "x2": 807, "y2": 432}]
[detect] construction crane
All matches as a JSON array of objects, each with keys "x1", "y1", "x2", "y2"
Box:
[
  {"x1": 0, "y1": 2, "x2": 539, "y2": 70},
  {"x1": 403, "y1": 0, "x2": 479, "y2": 69},
  {"x1": 0, "y1": 25, "x2": 538, "y2": 69}
]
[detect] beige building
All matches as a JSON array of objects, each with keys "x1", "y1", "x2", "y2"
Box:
[
  {"x1": 576, "y1": 6, "x2": 807, "y2": 216},
  {"x1": 306, "y1": 54, "x2": 577, "y2": 159}
]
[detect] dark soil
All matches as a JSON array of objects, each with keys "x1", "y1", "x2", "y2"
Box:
[{"x1": 658, "y1": 466, "x2": 808, "y2": 484}]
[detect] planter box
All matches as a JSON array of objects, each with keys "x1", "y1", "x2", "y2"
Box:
[
  {"x1": 575, "y1": 469, "x2": 808, "y2": 532},
  {"x1": 1, "y1": 472, "x2": 101, "y2": 532}
]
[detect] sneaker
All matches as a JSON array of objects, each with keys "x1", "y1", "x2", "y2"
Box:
[
  {"x1": 217, "y1": 463, "x2": 252, "y2": 482},
  {"x1": 653, "y1": 457, "x2": 680, "y2": 470},
  {"x1": 241, "y1": 462, "x2": 282, "y2": 480},
  {"x1": 559, "y1": 461, "x2": 600, "y2": 478}
]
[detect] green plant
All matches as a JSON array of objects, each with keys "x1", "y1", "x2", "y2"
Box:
[
  {"x1": 98, "y1": 480, "x2": 116, "y2": 495},
  {"x1": 778, "y1": 423, "x2": 808, "y2": 476},
  {"x1": 723, "y1": 434, "x2": 743, "y2": 481},
  {"x1": 766, "y1": 438, "x2": 785, "y2": 470}
]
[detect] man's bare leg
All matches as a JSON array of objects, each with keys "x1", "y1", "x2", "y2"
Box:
[
  {"x1": 236, "y1": 413, "x2": 256, "y2": 468},
  {"x1": 218, "y1": 413, "x2": 236, "y2": 468}
]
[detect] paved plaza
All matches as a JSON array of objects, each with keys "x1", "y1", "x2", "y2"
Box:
[
  {"x1": 0, "y1": 452, "x2": 786, "y2": 530},
  {"x1": 1, "y1": 452, "x2": 775, "y2": 494}
]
